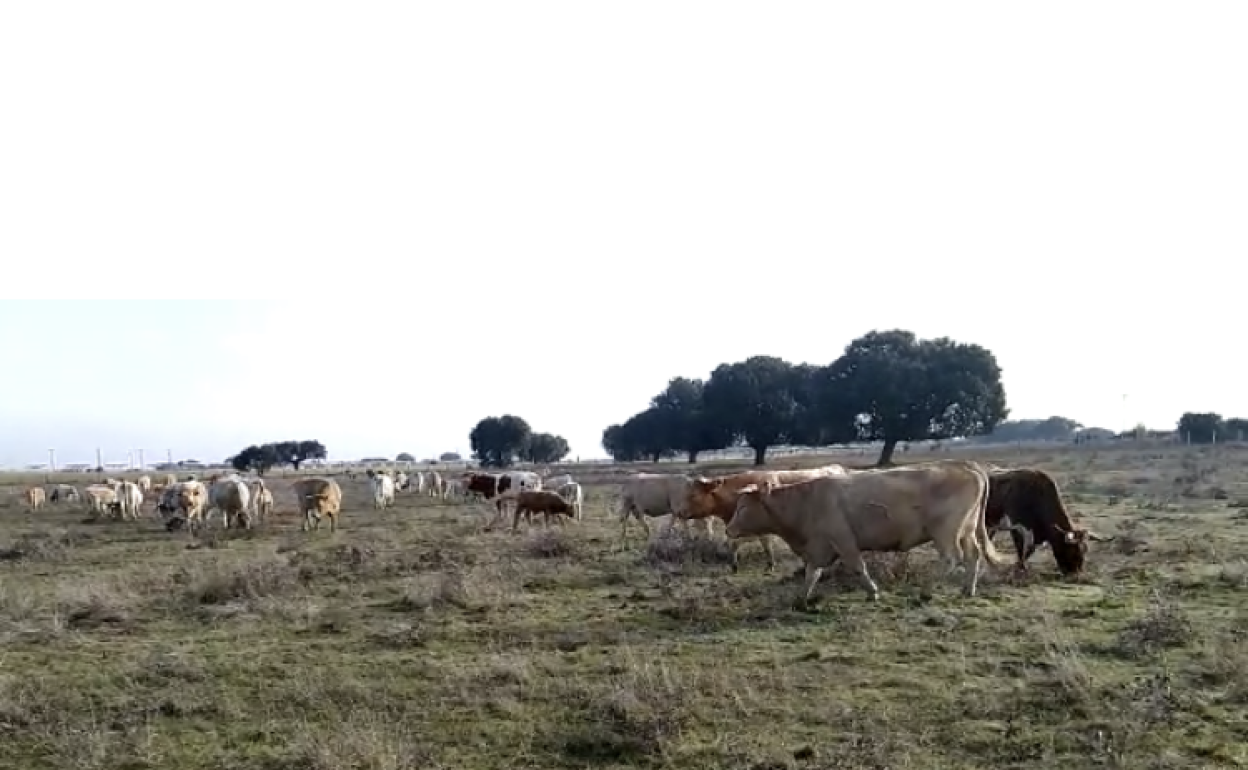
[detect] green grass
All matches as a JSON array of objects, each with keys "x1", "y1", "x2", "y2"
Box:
[{"x1": 1, "y1": 444, "x2": 1247, "y2": 769}]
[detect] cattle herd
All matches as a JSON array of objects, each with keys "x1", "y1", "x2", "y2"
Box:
[{"x1": 19, "y1": 458, "x2": 1113, "y2": 606}]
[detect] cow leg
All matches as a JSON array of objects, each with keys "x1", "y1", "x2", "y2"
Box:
[
  {"x1": 839, "y1": 550, "x2": 880, "y2": 602},
  {"x1": 961, "y1": 548, "x2": 984, "y2": 597},
  {"x1": 800, "y1": 563, "x2": 825, "y2": 608},
  {"x1": 1009, "y1": 530, "x2": 1029, "y2": 571}
]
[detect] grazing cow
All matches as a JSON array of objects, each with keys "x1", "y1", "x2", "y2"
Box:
[
  {"x1": 680, "y1": 465, "x2": 850, "y2": 571},
  {"x1": 114, "y1": 480, "x2": 144, "y2": 521},
  {"x1": 292, "y1": 477, "x2": 343, "y2": 532},
  {"x1": 485, "y1": 471, "x2": 544, "y2": 527},
  {"x1": 555, "y1": 481, "x2": 584, "y2": 521},
  {"x1": 512, "y1": 489, "x2": 578, "y2": 531},
  {"x1": 426, "y1": 471, "x2": 444, "y2": 498},
  {"x1": 24, "y1": 487, "x2": 46, "y2": 511},
  {"x1": 207, "y1": 477, "x2": 253, "y2": 529},
  {"x1": 156, "y1": 480, "x2": 209, "y2": 533},
  {"x1": 83, "y1": 485, "x2": 120, "y2": 518},
  {"x1": 249, "y1": 479, "x2": 274, "y2": 523},
  {"x1": 726, "y1": 460, "x2": 1007, "y2": 605},
  {"x1": 136, "y1": 475, "x2": 152, "y2": 493},
  {"x1": 49, "y1": 484, "x2": 80, "y2": 504},
  {"x1": 985, "y1": 467, "x2": 1114, "y2": 575},
  {"x1": 367, "y1": 470, "x2": 396, "y2": 509},
  {"x1": 616, "y1": 473, "x2": 697, "y2": 543}
]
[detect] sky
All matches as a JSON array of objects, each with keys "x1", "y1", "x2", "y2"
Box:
[{"x1": 1, "y1": 3, "x2": 1245, "y2": 468}]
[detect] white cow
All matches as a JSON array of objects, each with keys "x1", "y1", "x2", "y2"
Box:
[
  {"x1": 555, "y1": 481, "x2": 584, "y2": 521},
  {"x1": 426, "y1": 471, "x2": 444, "y2": 498},
  {"x1": 136, "y1": 475, "x2": 152, "y2": 493},
  {"x1": 114, "y1": 480, "x2": 144, "y2": 520},
  {"x1": 616, "y1": 473, "x2": 697, "y2": 544},
  {"x1": 207, "y1": 477, "x2": 253, "y2": 529},
  {"x1": 395, "y1": 471, "x2": 409, "y2": 491},
  {"x1": 368, "y1": 470, "x2": 396, "y2": 509},
  {"x1": 249, "y1": 479, "x2": 274, "y2": 523},
  {"x1": 410, "y1": 471, "x2": 427, "y2": 495},
  {"x1": 444, "y1": 477, "x2": 465, "y2": 500}
]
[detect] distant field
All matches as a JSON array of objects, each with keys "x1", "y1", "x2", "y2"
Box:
[{"x1": 1, "y1": 444, "x2": 1246, "y2": 769}]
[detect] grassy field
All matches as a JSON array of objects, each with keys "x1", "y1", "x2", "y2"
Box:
[{"x1": 1, "y1": 444, "x2": 1246, "y2": 769}]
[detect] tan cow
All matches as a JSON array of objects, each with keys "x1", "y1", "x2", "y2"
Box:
[
  {"x1": 681, "y1": 465, "x2": 849, "y2": 571},
  {"x1": 136, "y1": 475, "x2": 152, "y2": 493},
  {"x1": 24, "y1": 487, "x2": 46, "y2": 511},
  {"x1": 155, "y1": 480, "x2": 209, "y2": 534},
  {"x1": 249, "y1": 479, "x2": 274, "y2": 523},
  {"x1": 113, "y1": 480, "x2": 144, "y2": 521},
  {"x1": 83, "y1": 485, "x2": 120, "y2": 518},
  {"x1": 726, "y1": 459, "x2": 1006, "y2": 606},
  {"x1": 163, "y1": 474, "x2": 177, "y2": 487},
  {"x1": 292, "y1": 477, "x2": 343, "y2": 532}
]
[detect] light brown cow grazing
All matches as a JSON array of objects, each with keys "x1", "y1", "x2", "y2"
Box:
[
  {"x1": 83, "y1": 485, "x2": 120, "y2": 518},
  {"x1": 168, "y1": 481, "x2": 209, "y2": 534},
  {"x1": 726, "y1": 459, "x2": 1006, "y2": 606},
  {"x1": 681, "y1": 465, "x2": 849, "y2": 571},
  {"x1": 511, "y1": 490, "x2": 578, "y2": 531},
  {"x1": 292, "y1": 477, "x2": 343, "y2": 532},
  {"x1": 24, "y1": 487, "x2": 46, "y2": 511}
]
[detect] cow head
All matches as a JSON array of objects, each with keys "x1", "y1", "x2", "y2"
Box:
[
  {"x1": 1050, "y1": 526, "x2": 1114, "y2": 575},
  {"x1": 725, "y1": 484, "x2": 769, "y2": 539},
  {"x1": 683, "y1": 477, "x2": 724, "y2": 519}
]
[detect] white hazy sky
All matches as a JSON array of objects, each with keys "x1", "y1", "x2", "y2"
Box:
[{"x1": 1, "y1": 3, "x2": 1245, "y2": 468}]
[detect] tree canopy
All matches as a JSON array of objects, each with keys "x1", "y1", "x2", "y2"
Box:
[
  {"x1": 227, "y1": 439, "x2": 327, "y2": 475},
  {"x1": 600, "y1": 329, "x2": 1011, "y2": 466},
  {"x1": 469, "y1": 416, "x2": 570, "y2": 467}
]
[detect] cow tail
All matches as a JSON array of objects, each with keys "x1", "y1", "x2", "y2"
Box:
[{"x1": 975, "y1": 471, "x2": 1009, "y2": 567}]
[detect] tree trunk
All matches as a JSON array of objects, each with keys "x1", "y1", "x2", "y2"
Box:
[
  {"x1": 650, "y1": 451, "x2": 662, "y2": 462},
  {"x1": 876, "y1": 438, "x2": 898, "y2": 467},
  {"x1": 686, "y1": 450, "x2": 699, "y2": 463},
  {"x1": 752, "y1": 445, "x2": 768, "y2": 466},
  {"x1": 291, "y1": 460, "x2": 302, "y2": 471}
]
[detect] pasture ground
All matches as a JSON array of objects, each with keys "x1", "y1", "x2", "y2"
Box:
[{"x1": 1, "y1": 445, "x2": 1246, "y2": 769}]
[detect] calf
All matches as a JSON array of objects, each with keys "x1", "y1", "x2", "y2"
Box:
[
  {"x1": 114, "y1": 480, "x2": 144, "y2": 521},
  {"x1": 512, "y1": 490, "x2": 578, "y2": 531}
]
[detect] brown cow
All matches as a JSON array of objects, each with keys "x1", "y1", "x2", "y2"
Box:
[
  {"x1": 511, "y1": 490, "x2": 577, "y2": 531},
  {"x1": 986, "y1": 467, "x2": 1114, "y2": 575}
]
